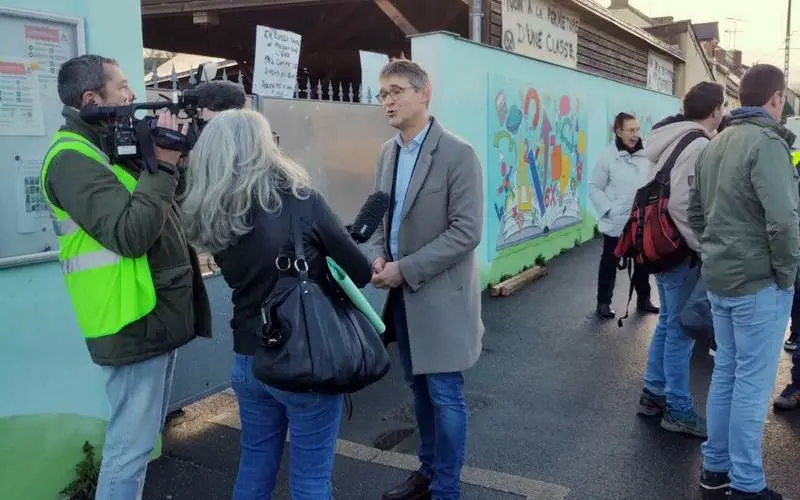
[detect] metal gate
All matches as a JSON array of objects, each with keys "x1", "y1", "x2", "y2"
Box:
[{"x1": 167, "y1": 94, "x2": 394, "y2": 411}]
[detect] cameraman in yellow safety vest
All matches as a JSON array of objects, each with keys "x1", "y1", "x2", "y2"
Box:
[{"x1": 40, "y1": 54, "x2": 212, "y2": 500}]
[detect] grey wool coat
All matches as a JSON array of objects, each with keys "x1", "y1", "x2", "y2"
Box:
[{"x1": 362, "y1": 117, "x2": 485, "y2": 375}]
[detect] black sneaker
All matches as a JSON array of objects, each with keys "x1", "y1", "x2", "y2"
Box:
[
  {"x1": 773, "y1": 384, "x2": 800, "y2": 410},
  {"x1": 699, "y1": 468, "x2": 730, "y2": 499},
  {"x1": 729, "y1": 487, "x2": 783, "y2": 499},
  {"x1": 596, "y1": 303, "x2": 615, "y2": 319},
  {"x1": 784, "y1": 337, "x2": 799, "y2": 352},
  {"x1": 637, "y1": 388, "x2": 666, "y2": 416},
  {"x1": 637, "y1": 299, "x2": 659, "y2": 314}
]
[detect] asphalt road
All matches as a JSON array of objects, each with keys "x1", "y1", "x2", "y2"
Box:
[{"x1": 144, "y1": 237, "x2": 800, "y2": 500}]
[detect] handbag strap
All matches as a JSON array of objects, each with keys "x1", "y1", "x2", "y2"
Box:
[{"x1": 289, "y1": 193, "x2": 310, "y2": 279}]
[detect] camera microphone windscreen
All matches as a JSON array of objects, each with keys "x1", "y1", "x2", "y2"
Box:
[
  {"x1": 349, "y1": 191, "x2": 391, "y2": 243},
  {"x1": 184, "y1": 80, "x2": 246, "y2": 111}
]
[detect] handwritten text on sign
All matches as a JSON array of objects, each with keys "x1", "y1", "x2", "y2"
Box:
[
  {"x1": 646, "y1": 51, "x2": 675, "y2": 95},
  {"x1": 252, "y1": 25, "x2": 302, "y2": 99},
  {"x1": 502, "y1": 0, "x2": 580, "y2": 69}
]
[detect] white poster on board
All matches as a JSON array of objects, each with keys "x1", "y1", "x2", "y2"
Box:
[
  {"x1": 359, "y1": 50, "x2": 389, "y2": 104},
  {"x1": 647, "y1": 50, "x2": 676, "y2": 95},
  {"x1": 15, "y1": 157, "x2": 49, "y2": 234},
  {"x1": 24, "y1": 23, "x2": 73, "y2": 99},
  {"x1": 252, "y1": 25, "x2": 302, "y2": 99},
  {"x1": 501, "y1": 0, "x2": 580, "y2": 69},
  {"x1": 0, "y1": 58, "x2": 45, "y2": 136}
]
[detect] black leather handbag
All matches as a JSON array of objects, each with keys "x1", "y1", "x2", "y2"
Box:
[{"x1": 251, "y1": 198, "x2": 391, "y2": 394}]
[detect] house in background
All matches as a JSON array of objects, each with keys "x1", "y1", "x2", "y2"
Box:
[
  {"x1": 607, "y1": 0, "x2": 654, "y2": 27},
  {"x1": 141, "y1": 0, "x2": 684, "y2": 100},
  {"x1": 642, "y1": 21, "x2": 716, "y2": 100},
  {"x1": 786, "y1": 87, "x2": 800, "y2": 117},
  {"x1": 607, "y1": 0, "x2": 740, "y2": 106},
  {"x1": 692, "y1": 22, "x2": 743, "y2": 108},
  {"x1": 484, "y1": 0, "x2": 684, "y2": 96}
]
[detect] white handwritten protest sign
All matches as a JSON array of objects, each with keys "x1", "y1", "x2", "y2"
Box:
[
  {"x1": 252, "y1": 25, "x2": 302, "y2": 98},
  {"x1": 501, "y1": 0, "x2": 580, "y2": 69}
]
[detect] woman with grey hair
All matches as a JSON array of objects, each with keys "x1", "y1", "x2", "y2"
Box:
[{"x1": 181, "y1": 108, "x2": 372, "y2": 499}]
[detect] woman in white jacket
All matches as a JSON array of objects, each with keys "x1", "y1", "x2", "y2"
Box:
[{"x1": 588, "y1": 112, "x2": 659, "y2": 319}]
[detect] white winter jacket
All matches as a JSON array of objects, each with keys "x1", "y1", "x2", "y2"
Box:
[{"x1": 588, "y1": 141, "x2": 651, "y2": 237}]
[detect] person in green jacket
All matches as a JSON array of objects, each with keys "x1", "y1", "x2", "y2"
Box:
[
  {"x1": 689, "y1": 64, "x2": 799, "y2": 500},
  {"x1": 43, "y1": 54, "x2": 212, "y2": 500}
]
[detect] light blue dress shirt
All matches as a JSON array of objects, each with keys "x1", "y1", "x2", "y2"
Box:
[{"x1": 389, "y1": 119, "x2": 432, "y2": 260}]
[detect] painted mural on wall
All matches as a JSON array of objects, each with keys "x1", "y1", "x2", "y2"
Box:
[
  {"x1": 604, "y1": 107, "x2": 658, "y2": 143},
  {"x1": 487, "y1": 75, "x2": 586, "y2": 254},
  {"x1": 605, "y1": 94, "x2": 678, "y2": 144}
]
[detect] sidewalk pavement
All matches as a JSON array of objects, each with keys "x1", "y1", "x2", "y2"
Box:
[
  {"x1": 143, "y1": 390, "x2": 547, "y2": 500},
  {"x1": 144, "y1": 237, "x2": 800, "y2": 500}
]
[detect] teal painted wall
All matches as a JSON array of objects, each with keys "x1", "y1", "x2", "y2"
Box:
[
  {"x1": 0, "y1": 1, "x2": 146, "y2": 499},
  {"x1": 409, "y1": 33, "x2": 680, "y2": 286}
]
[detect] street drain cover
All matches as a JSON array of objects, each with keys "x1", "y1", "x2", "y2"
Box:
[
  {"x1": 383, "y1": 396, "x2": 489, "y2": 424},
  {"x1": 373, "y1": 427, "x2": 415, "y2": 450}
]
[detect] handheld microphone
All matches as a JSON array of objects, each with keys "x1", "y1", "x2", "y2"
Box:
[{"x1": 348, "y1": 191, "x2": 391, "y2": 243}]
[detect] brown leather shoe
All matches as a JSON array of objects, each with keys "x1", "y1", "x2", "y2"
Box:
[{"x1": 381, "y1": 471, "x2": 431, "y2": 500}]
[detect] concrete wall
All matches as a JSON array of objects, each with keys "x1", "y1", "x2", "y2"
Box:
[
  {"x1": 0, "y1": 1, "x2": 147, "y2": 499},
  {"x1": 410, "y1": 32, "x2": 679, "y2": 286}
]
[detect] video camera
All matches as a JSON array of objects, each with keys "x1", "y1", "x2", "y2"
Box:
[{"x1": 79, "y1": 63, "x2": 247, "y2": 174}]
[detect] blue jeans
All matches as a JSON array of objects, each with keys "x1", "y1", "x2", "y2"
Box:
[
  {"x1": 230, "y1": 354, "x2": 343, "y2": 500},
  {"x1": 393, "y1": 293, "x2": 468, "y2": 500},
  {"x1": 643, "y1": 259, "x2": 700, "y2": 414},
  {"x1": 702, "y1": 283, "x2": 793, "y2": 493},
  {"x1": 95, "y1": 350, "x2": 177, "y2": 500}
]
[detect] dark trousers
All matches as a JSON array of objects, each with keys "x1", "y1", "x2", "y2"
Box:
[
  {"x1": 791, "y1": 289, "x2": 800, "y2": 387},
  {"x1": 597, "y1": 234, "x2": 651, "y2": 306},
  {"x1": 790, "y1": 288, "x2": 800, "y2": 339}
]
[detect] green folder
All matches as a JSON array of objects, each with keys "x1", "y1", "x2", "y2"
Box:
[{"x1": 326, "y1": 256, "x2": 386, "y2": 334}]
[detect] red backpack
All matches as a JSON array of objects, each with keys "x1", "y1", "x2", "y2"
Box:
[{"x1": 613, "y1": 129, "x2": 705, "y2": 324}]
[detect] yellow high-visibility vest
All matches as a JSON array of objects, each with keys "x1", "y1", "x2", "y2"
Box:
[{"x1": 40, "y1": 130, "x2": 157, "y2": 338}]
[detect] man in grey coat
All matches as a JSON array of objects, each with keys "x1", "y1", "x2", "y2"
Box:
[{"x1": 365, "y1": 59, "x2": 484, "y2": 500}]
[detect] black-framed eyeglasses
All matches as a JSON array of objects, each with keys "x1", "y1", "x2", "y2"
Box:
[{"x1": 378, "y1": 86, "x2": 413, "y2": 102}]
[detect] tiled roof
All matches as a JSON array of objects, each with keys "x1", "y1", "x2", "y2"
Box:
[{"x1": 569, "y1": 0, "x2": 684, "y2": 61}]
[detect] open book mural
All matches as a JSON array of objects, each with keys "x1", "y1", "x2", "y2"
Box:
[{"x1": 488, "y1": 75, "x2": 586, "y2": 254}]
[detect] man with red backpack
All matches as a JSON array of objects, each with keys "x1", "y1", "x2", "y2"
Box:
[{"x1": 623, "y1": 83, "x2": 725, "y2": 441}]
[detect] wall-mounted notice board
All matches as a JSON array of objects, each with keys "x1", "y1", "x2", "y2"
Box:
[{"x1": 0, "y1": 7, "x2": 85, "y2": 268}]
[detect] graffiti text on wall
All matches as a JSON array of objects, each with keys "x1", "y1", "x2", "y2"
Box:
[
  {"x1": 502, "y1": 0, "x2": 580, "y2": 69},
  {"x1": 488, "y1": 75, "x2": 584, "y2": 253}
]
